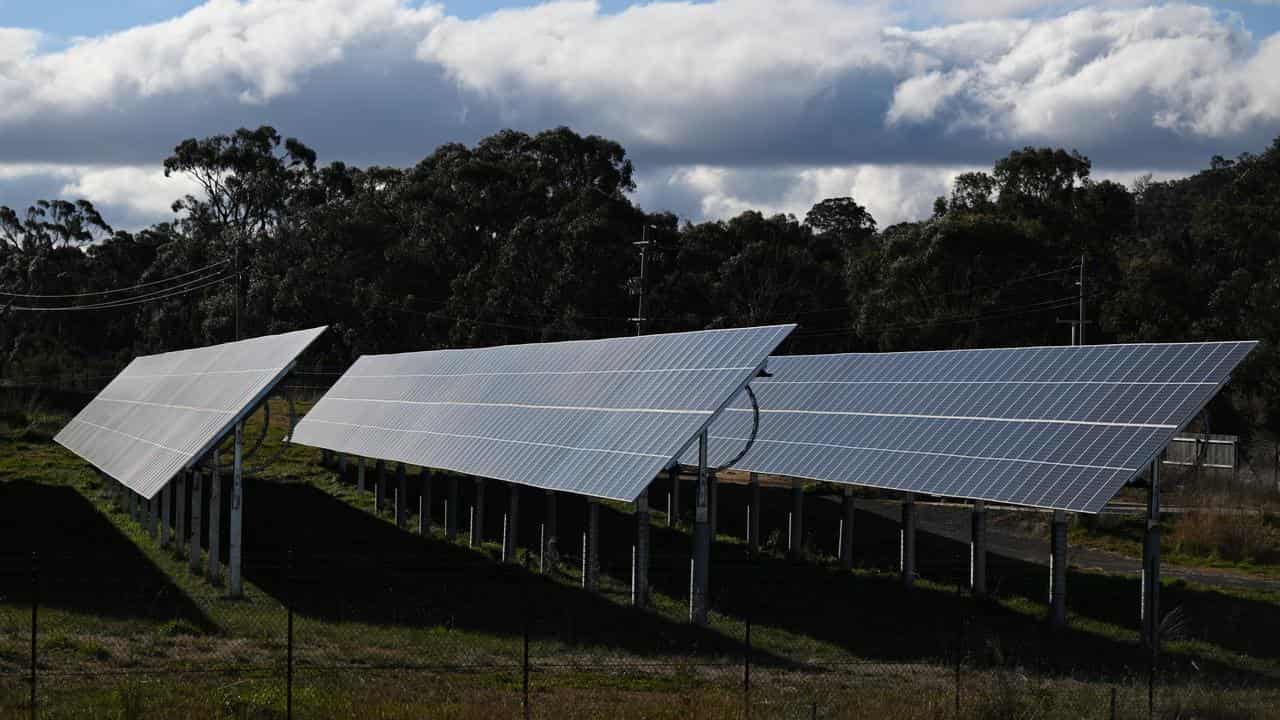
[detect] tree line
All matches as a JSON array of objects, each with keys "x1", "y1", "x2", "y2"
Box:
[{"x1": 2, "y1": 126, "x2": 1278, "y2": 448}]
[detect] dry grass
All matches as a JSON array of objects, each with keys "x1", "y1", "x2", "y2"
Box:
[{"x1": 1170, "y1": 510, "x2": 1280, "y2": 566}]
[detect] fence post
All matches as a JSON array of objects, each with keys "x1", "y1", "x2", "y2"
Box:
[
  {"x1": 30, "y1": 551, "x2": 37, "y2": 720},
  {"x1": 286, "y1": 548, "x2": 294, "y2": 720}
]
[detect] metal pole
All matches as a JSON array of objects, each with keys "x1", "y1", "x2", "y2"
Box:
[
  {"x1": 357, "y1": 457, "x2": 366, "y2": 493},
  {"x1": 971, "y1": 500, "x2": 987, "y2": 597},
  {"x1": 1143, "y1": 460, "x2": 1161, "y2": 649},
  {"x1": 229, "y1": 421, "x2": 244, "y2": 597},
  {"x1": 504, "y1": 483, "x2": 520, "y2": 563},
  {"x1": 446, "y1": 476, "x2": 459, "y2": 540},
  {"x1": 1078, "y1": 254, "x2": 1085, "y2": 345},
  {"x1": 709, "y1": 471, "x2": 719, "y2": 537},
  {"x1": 189, "y1": 470, "x2": 203, "y2": 573},
  {"x1": 584, "y1": 499, "x2": 599, "y2": 591},
  {"x1": 840, "y1": 486, "x2": 855, "y2": 570},
  {"x1": 901, "y1": 494, "x2": 917, "y2": 589},
  {"x1": 374, "y1": 460, "x2": 386, "y2": 515},
  {"x1": 669, "y1": 466, "x2": 680, "y2": 528},
  {"x1": 749, "y1": 472, "x2": 761, "y2": 555},
  {"x1": 420, "y1": 468, "x2": 432, "y2": 535},
  {"x1": 789, "y1": 478, "x2": 804, "y2": 562},
  {"x1": 176, "y1": 473, "x2": 187, "y2": 555},
  {"x1": 472, "y1": 477, "x2": 486, "y2": 547},
  {"x1": 160, "y1": 483, "x2": 171, "y2": 547},
  {"x1": 691, "y1": 430, "x2": 711, "y2": 625},
  {"x1": 208, "y1": 453, "x2": 222, "y2": 585},
  {"x1": 395, "y1": 463, "x2": 407, "y2": 529},
  {"x1": 1050, "y1": 509, "x2": 1067, "y2": 628},
  {"x1": 635, "y1": 486, "x2": 650, "y2": 607},
  {"x1": 544, "y1": 490, "x2": 557, "y2": 571}
]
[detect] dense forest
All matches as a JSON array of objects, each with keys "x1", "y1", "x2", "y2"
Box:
[{"x1": 2, "y1": 126, "x2": 1279, "y2": 452}]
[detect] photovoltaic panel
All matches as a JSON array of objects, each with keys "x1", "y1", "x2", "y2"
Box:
[
  {"x1": 55, "y1": 327, "x2": 328, "y2": 500},
  {"x1": 693, "y1": 342, "x2": 1255, "y2": 513},
  {"x1": 290, "y1": 325, "x2": 796, "y2": 502}
]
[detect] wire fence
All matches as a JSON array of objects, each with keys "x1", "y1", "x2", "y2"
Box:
[{"x1": 2, "y1": 547, "x2": 1276, "y2": 720}]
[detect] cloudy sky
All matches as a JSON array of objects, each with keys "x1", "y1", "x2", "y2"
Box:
[{"x1": 1, "y1": 0, "x2": 1278, "y2": 230}]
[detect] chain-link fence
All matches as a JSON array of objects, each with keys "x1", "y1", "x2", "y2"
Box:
[{"x1": 3, "y1": 545, "x2": 1278, "y2": 720}]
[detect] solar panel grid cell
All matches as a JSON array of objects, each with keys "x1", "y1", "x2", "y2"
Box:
[
  {"x1": 291, "y1": 325, "x2": 796, "y2": 502},
  {"x1": 54, "y1": 327, "x2": 328, "y2": 499},
  {"x1": 695, "y1": 341, "x2": 1255, "y2": 513}
]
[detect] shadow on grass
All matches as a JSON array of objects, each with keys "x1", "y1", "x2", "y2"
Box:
[{"x1": 0, "y1": 479, "x2": 214, "y2": 631}]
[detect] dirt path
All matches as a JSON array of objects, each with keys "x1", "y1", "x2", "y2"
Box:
[{"x1": 852, "y1": 498, "x2": 1280, "y2": 594}]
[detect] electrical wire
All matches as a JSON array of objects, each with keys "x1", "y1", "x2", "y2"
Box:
[
  {"x1": 7, "y1": 271, "x2": 230, "y2": 311},
  {"x1": 0, "y1": 260, "x2": 229, "y2": 298}
]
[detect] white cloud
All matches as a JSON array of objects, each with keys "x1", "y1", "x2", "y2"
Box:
[{"x1": 0, "y1": 163, "x2": 201, "y2": 229}]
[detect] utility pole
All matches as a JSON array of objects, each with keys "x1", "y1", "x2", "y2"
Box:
[
  {"x1": 1056, "y1": 254, "x2": 1090, "y2": 345},
  {"x1": 232, "y1": 230, "x2": 241, "y2": 341},
  {"x1": 630, "y1": 224, "x2": 657, "y2": 336}
]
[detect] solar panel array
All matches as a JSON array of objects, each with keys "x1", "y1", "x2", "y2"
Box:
[
  {"x1": 291, "y1": 325, "x2": 795, "y2": 501},
  {"x1": 695, "y1": 342, "x2": 1255, "y2": 513},
  {"x1": 55, "y1": 327, "x2": 328, "y2": 499}
]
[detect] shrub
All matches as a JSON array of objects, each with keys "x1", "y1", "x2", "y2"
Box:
[{"x1": 1170, "y1": 510, "x2": 1280, "y2": 565}]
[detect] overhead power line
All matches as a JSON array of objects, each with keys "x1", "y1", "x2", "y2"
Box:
[
  {"x1": 8, "y1": 271, "x2": 230, "y2": 311},
  {"x1": 0, "y1": 259, "x2": 230, "y2": 298}
]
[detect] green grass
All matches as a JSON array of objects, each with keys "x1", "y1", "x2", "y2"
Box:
[{"x1": 3, "y1": 399, "x2": 1280, "y2": 718}]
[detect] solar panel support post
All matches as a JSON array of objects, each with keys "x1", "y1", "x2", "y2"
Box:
[
  {"x1": 208, "y1": 452, "x2": 222, "y2": 586},
  {"x1": 1049, "y1": 509, "x2": 1067, "y2": 628},
  {"x1": 175, "y1": 473, "x2": 187, "y2": 555},
  {"x1": 504, "y1": 484, "x2": 520, "y2": 563},
  {"x1": 189, "y1": 470, "x2": 203, "y2": 573},
  {"x1": 395, "y1": 463, "x2": 407, "y2": 530},
  {"x1": 160, "y1": 483, "x2": 171, "y2": 547},
  {"x1": 338, "y1": 453, "x2": 347, "y2": 480},
  {"x1": 375, "y1": 460, "x2": 386, "y2": 516},
  {"x1": 1142, "y1": 460, "x2": 1161, "y2": 649},
  {"x1": 472, "y1": 477, "x2": 486, "y2": 548},
  {"x1": 788, "y1": 478, "x2": 804, "y2": 563},
  {"x1": 148, "y1": 491, "x2": 158, "y2": 539},
  {"x1": 229, "y1": 420, "x2": 244, "y2": 598},
  {"x1": 901, "y1": 494, "x2": 917, "y2": 589},
  {"x1": 357, "y1": 457, "x2": 366, "y2": 493},
  {"x1": 634, "y1": 487, "x2": 650, "y2": 607},
  {"x1": 691, "y1": 430, "x2": 711, "y2": 625},
  {"x1": 446, "y1": 476, "x2": 459, "y2": 540},
  {"x1": 748, "y1": 473, "x2": 761, "y2": 555},
  {"x1": 970, "y1": 501, "x2": 987, "y2": 597},
  {"x1": 419, "y1": 468, "x2": 432, "y2": 536},
  {"x1": 840, "y1": 486, "x2": 855, "y2": 571},
  {"x1": 710, "y1": 471, "x2": 719, "y2": 537},
  {"x1": 584, "y1": 499, "x2": 599, "y2": 591},
  {"x1": 669, "y1": 466, "x2": 681, "y2": 528},
  {"x1": 543, "y1": 490, "x2": 557, "y2": 572}
]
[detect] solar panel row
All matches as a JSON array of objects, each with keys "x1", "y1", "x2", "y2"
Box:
[
  {"x1": 290, "y1": 325, "x2": 796, "y2": 502},
  {"x1": 696, "y1": 342, "x2": 1256, "y2": 513},
  {"x1": 54, "y1": 326, "x2": 328, "y2": 499}
]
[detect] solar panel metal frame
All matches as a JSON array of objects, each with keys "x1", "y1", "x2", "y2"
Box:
[
  {"x1": 291, "y1": 324, "x2": 796, "y2": 502},
  {"x1": 694, "y1": 341, "x2": 1256, "y2": 514},
  {"x1": 54, "y1": 326, "x2": 328, "y2": 500}
]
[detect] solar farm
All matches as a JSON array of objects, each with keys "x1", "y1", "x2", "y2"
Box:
[{"x1": 3, "y1": 324, "x2": 1278, "y2": 718}]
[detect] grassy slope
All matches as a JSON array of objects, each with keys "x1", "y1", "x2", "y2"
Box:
[{"x1": 3, "y1": 400, "x2": 1280, "y2": 718}]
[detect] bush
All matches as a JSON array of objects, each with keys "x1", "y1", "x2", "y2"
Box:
[{"x1": 1170, "y1": 510, "x2": 1280, "y2": 565}]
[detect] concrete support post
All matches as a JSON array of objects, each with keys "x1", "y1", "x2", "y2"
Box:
[
  {"x1": 208, "y1": 454, "x2": 222, "y2": 585},
  {"x1": 543, "y1": 490, "x2": 557, "y2": 571},
  {"x1": 471, "y1": 477, "x2": 486, "y2": 547},
  {"x1": 419, "y1": 468, "x2": 432, "y2": 536},
  {"x1": 229, "y1": 421, "x2": 244, "y2": 598},
  {"x1": 748, "y1": 472, "x2": 761, "y2": 554},
  {"x1": 189, "y1": 471, "x2": 203, "y2": 573},
  {"x1": 634, "y1": 487, "x2": 650, "y2": 607},
  {"x1": 690, "y1": 430, "x2": 711, "y2": 625},
  {"x1": 971, "y1": 500, "x2": 988, "y2": 597},
  {"x1": 503, "y1": 484, "x2": 520, "y2": 563},
  {"x1": 446, "y1": 476, "x2": 459, "y2": 540},
  {"x1": 357, "y1": 457, "x2": 366, "y2": 493},
  {"x1": 840, "y1": 486, "x2": 855, "y2": 571},
  {"x1": 374, "y1": 460, "x2": 386, "y2": 515},
  {"x1": 583, "y1": 499, "x2": 599, "y2": 591},
  {"x1": 1142, "y1": 461, "x2": 1161, "y2": 648},
  {"x1": 175, "y1": 473, "x2": 187, "y2": 555},
  {"x1": 789, "y1": 478, "x2": 804, "y2": 562},
  {"x1": 395, "y1": 463, "x2": 407, "y2": 529},
  {"x1": 669, "y1": 466, "x2": 680, "y2": 528},
  {"x1": 1050, "y1": 509, "x2": 1067, "y2": 628},
  {"x1": 901, "y1": 494, "x2": 917, "y2": 589},
  {"x1": 160, "y1": 483, "x2": 171, "y2": 547}
]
